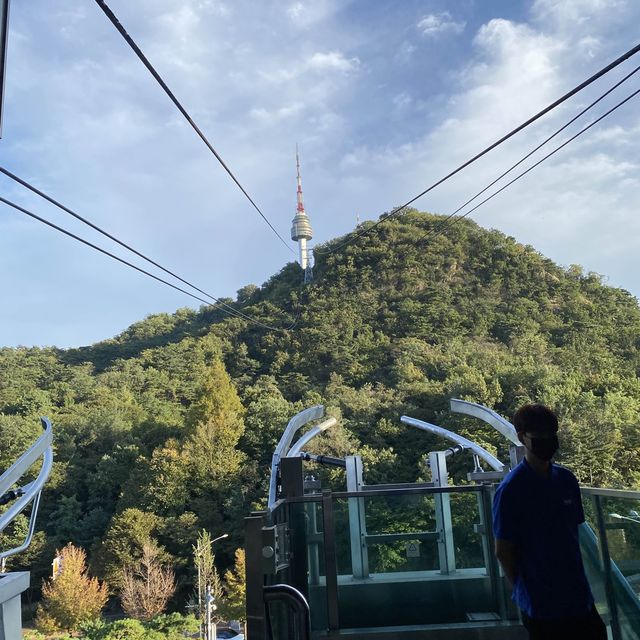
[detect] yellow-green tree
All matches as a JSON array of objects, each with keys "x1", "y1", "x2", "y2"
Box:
[
  {"x1": 183, "y1": 359, "x2": 245, "y2": 486},
  {"x1": 220, "y1": 548, "x2": 246, "y2": 624},
  {"x1": 36, "y1": 543, "x2": 108, "y2": 633}
]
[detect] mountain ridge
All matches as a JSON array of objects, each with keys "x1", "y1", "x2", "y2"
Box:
[{"x1": 2, "y1": 210, "x2": 639, "y2": 596}]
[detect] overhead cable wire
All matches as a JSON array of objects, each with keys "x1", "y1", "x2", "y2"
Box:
[
  {"x1": 420, "y1": 84, "x2": 640, "y2": 243},
  {"x1": 0, "y1": 195, "x2": 294, "y2": 332},
  {"x1": 421, "y1": 62, "x2": 640, "y2": 242},
  {"x1": 0, "y1": 166, "x2": 279, "y2": 323},
  {"x1": 93, "y1": 0, "x2": 294, "y2": 255},
  {"x1": 316, "y1": 41, "x2": 640, "y2": 256}
]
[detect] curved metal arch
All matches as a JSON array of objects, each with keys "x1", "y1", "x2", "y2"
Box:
[
  {"x1": 450, "y1": 398, "x2": 520, "y2": 445},
  {"x1": 268, "y1": 406, "x2": 326, "y2": 510},
  {"x1": 287, "y1": 417, "x2": 338, "y2": 458},
  {"x1": 0, "y1": 417, "x2": 54, "y2": 562},
  {"x1": 401, "y1": 415, "x2": 505, "y2": 472}
]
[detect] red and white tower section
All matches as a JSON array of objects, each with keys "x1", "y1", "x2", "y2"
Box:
[{"x1": 290, "y1": 149, "x2": 313, "y2": 270}]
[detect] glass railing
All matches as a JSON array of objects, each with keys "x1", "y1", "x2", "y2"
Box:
[
  {"x1": 283, "y1": 485, "x2": 516, "y2": 633},
  {"x1": 265, "y1": 486, "x2": 640, "y2": 639},
  {"x1": 332, "y1": 487, "x2": 504, "y2": 629},
  {"x1": 581, "y1": 488, "x2": 640, "y2": 640}
]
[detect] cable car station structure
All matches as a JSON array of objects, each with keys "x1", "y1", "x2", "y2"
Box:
[{"x1": 245, "y1": 400, "x2": 640, "y2": 640}]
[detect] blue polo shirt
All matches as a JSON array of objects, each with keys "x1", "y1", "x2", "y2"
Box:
[{"x1": 492, "y1": 459, "x2": 593, "y2": 619}]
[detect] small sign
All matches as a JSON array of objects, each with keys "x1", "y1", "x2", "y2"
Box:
[
  {"x1": 52, "y1": 555, "x2": 63, "y2": 578},
  {"x1": 406, "y1": 541, "x2": 420, "y2": 558}
]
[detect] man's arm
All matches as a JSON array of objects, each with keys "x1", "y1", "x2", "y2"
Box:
[{"x1": 495, "y1": 538, "x2": 518, "y2": 587}]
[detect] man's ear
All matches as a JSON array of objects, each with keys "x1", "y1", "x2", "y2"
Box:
[{"x1": 517, "y1": 432, "x2": 526, "y2": 446}]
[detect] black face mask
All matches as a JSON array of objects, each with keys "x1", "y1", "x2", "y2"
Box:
[{"x1": 526, "y1": 435, "x2": 559, "y2": 462}]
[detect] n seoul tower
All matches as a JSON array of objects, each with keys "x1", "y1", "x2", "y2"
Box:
[{"x1": 290, "y1": 147, "x2": 313, "y2": 281}]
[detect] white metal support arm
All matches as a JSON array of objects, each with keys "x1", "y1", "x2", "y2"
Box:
[{"x1": 0, "y1": 417, "x2": 54, "y2": 562}]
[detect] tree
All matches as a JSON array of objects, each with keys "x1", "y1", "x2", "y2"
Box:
[
  {"x1": 95, "y1": 508, "x2": 164, "y2": 586},
  {"x1": 36, "y1": 543, "x2": 108, "y2": 632},
  {"x1": 120, "y1": 541, "x2": 176, "y2": 621},
  {"x1": 220, "y1": 548, "x2": 246, "y2": 625},
  {"x1": 183, "y1": 360, "x2": 246, "y2": 497}
]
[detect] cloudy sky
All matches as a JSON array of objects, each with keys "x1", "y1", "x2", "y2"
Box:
[{"x1": 1, "y1": 0, "x2": 639, "y2": 347}]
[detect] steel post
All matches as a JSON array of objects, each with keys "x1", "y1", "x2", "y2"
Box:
[
  {"x1": 321, "y1": 490, "x2": 340, "y2": 631},
  {"x1": 345, "y1": 455, "x2": 368, "y2": 579}
]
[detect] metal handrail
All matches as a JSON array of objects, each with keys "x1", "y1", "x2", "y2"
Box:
[
  {"x1": 0, "y1": 417, "x2": 54, "y2": 563},
  {"x1": 264, "y1": 584, "x2": 311, "y2": 640},
  {"x1": 272, "y1": 484, "x2": 483, "y2": 505},
  {"x1": 580, "y1": 486, "x2": 640, "y2": 500}
]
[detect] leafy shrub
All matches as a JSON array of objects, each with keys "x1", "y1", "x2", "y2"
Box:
[{"x1": 36, "y1": 543, "x2": 108, "y2": 632}]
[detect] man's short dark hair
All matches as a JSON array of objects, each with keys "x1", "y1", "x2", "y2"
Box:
[{"x1": 512, "y1": 404, "x2": 558, "y2": 434}]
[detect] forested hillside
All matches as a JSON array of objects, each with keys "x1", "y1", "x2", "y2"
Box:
[{"x1": 3, "y1": 210, "x2": 640, "y2": 608}]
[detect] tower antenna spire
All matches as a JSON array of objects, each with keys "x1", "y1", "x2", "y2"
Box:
[{"x1": 290, "y1": 144, "x2": 313, "y2": 282}]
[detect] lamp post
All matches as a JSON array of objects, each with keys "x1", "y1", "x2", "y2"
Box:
[
  {"x1": 198, "y1": 533, "x2": 228, "y2": 640},
  {"x1": 206, "y1": 583, "x2": 218, "y2": 640},
  {"x1": 610, "y1": 512, "x2": 640, "y2": 524}
]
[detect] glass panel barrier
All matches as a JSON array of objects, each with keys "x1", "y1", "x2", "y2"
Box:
[
  {"x1": 597, "y1": 494, "x2": 640, "y2": 639},
  {"x1": 581, "y1": 497, "x2": 614, "y2": 629},
  {"x1": 277, "y1": 487, "x2": 640, "y2": 638},
  {"x1": 581, "y1": 489, "x2": 640, "y2": 640},
  {"x1": 313, "y1": 487, "x2": 508, "y2": 630}
]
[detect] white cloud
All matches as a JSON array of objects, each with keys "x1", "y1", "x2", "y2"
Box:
[
  {"x1": 4, "y1": 0, "x2": 640, "y2": 346},
  {"x1": 392, "y1": 92, "x2": 412, "y2": 112},
  {"x1": 533, "y1": 0, "x2": 626, "y2": 27},
  {"x1": 250, "y1": 102, "x2": 304, "y2": 123},
  {"x1": 288, "y1": 2, "x2": 304, "y2": 21},
  {"x1": 395, "y1": 41, "x2": 416, "y2": 64},
  {"x1": 286, "y1": 0, "x2": 341, "y2": 28},
  {"x1": 308, "y1": 51, "x2": 359, "y2": 72},
  {"x1": 417, "y1": 12, "x2": 465, "y2": 37},
  {"x1": 577, "y1": 35, "x2": 601, "y2": 58}
]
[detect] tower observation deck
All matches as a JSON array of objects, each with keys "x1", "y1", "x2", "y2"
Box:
[{"x1": 290, "y1": 148, "x2": 313, "y2": 275}]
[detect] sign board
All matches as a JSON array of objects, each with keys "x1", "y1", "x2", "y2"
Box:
[
  {"x1": 405, "y1": 541, "x2": 420, "y2": 558},
  {"x1": 52, "y1": 555, "x2": 63, "y2": 578}
]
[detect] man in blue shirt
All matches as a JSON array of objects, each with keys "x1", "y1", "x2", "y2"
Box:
[{"x1": 492, "y1": 404, "x2": 606, "y2": 639}]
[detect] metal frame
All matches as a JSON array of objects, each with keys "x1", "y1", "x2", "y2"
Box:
[
  {"x1": 449, "y1": 399, "x2": 520, "y2": 445},
  {"x1": 479, "y1": 485, "x2": 508, "y2": 620},
  {"x1": 251, "y1": 401, "x2": 640, "y2": 639},
  {"x1": 268, "y1": 406, "x2": 325, "y2": 510},
  {"x1": 345, "y1": 456, "x2": 369, "y2": 579},
  {"x1": 581, "y1": 487, "x2": 640, "y2": 500},
  {"x1": 401, "y1": 415, "x2": 505, "y2": 472},
  {"x1": 0, "y1": 417, "x2": 53, "y2": 562},
  {"x1": 592, "y1": 494, "x2": 623, "y2": 639},
  {"x1": 287, "y1": 417, "x2": 337, "y2": 458},
  {"x1": 429, "y1": 451, "x2": 456, "y2": 574},
  {"x1": 321, "y1": 490, "x2": 340, "y2": 631},
  {"x1": 276, "y1": 484, "x2": 483, "y2": 503},
  {"x1": 263, "y1": 584, "x2": 311, "y2": 640}
]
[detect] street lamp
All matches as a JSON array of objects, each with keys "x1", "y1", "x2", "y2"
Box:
[
  {"x1": 212, "y1": 533, "x2": 229, "y2": 544},
  {"x1": 198, "y1": 533, "x2": 228, "y2": 640}
]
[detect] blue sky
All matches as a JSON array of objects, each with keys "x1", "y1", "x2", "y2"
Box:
[{"x1": 1, "y1": 0, "x2": 639, "y2": 347}]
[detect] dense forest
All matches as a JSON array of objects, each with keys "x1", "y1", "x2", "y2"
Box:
[{"x1": 3, "y1": 210, "x2": 640, "y2": 620}]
